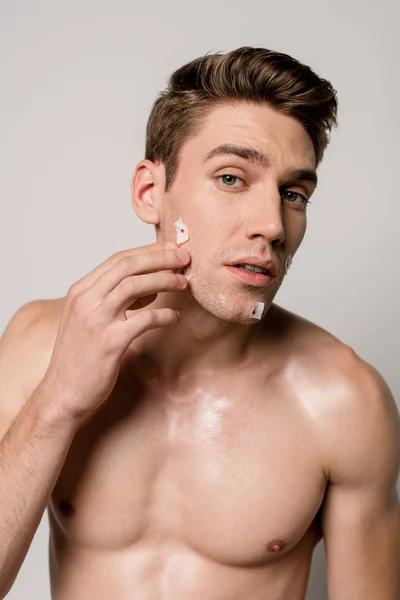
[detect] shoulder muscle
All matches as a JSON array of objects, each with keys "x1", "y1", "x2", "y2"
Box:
[
  {"x1": 0, "y1": 300, "x2": 57, "y2": 440},
  {"x1": 320, "y1": 348, "x2": 400, "y2": 491}
]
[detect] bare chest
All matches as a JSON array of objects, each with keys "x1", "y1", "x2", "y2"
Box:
[{"x1": 49, "y1": 372, "x2": 326, "y2": 567}]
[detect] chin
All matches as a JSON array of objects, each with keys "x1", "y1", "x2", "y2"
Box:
[{"x1": 189, "y1": 282, "x2": 272, "y2": 325}]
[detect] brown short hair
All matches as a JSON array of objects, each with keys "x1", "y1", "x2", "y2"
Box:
[{"x1": 145, "y1": 46, "x2": 338, "y2": 191}]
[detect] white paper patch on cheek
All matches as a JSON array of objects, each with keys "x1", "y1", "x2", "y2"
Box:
[
  {"x1": 250, "y1": 302, "x2": 265, "y2": 320},
  {"x1": 175, "y1": 217, "x2": 190, "y2": 246},
  {"x1": 173, "y1": 217, "x2": 193, "y2": 282}
]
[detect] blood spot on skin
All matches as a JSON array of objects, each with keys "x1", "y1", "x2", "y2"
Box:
[
  {"x1": 266, "y1": 539, "x2": 286, "y2": 553},
  {"x1": 58, "y1": 500, "x2": 75, "y2": 517}
]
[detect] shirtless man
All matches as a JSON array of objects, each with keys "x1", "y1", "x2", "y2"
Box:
[{"x1": 0, "y1": 46, "x2": 399, "y2": 600}]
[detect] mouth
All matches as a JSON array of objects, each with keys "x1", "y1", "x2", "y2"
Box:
[
  {"x1": 228, "y1": 255, "x2": 278, "y2": 277},
  {"x1": 174, "y1": 258, "x2": 278, "y2": 287},
  {"x1": 225, "y1": 265, "x2": 275, "y2": 287}
]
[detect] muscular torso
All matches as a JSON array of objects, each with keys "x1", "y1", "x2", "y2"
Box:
[{"x1": 37, "y1": 301, "x2": 333, "y2": 599}]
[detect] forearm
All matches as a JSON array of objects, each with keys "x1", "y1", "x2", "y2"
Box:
[{"x1": 0, "y1": 382, "x2": 78, "y2": 597}]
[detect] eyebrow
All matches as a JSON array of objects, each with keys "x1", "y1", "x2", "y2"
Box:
[{"x1": 203, "y1": 143, "x2": 318, "y2": 189}]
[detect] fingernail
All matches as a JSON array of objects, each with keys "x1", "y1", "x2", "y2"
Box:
[{"x1": 176, "y1": 273, "x2": 187, "y2": 286}]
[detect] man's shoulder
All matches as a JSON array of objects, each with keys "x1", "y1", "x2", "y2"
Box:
[
  {"x1": 10, "y1": 295, "x2": 65, "y2": 350},
  {"x1": 273, "y1": 304, "x2": 398, "y2": 437},
  {"x1": 273, "y1": 303, "x2": 370, "y2": 369},
  {"x1": 0, "y1": 297, "x2": 66, "y2": 429},
  {"x1": 17, "y1": 296, "x2": 66, "y2": 389},
  {"x1": 270, "y1": 303, "x2": 356, "y2": 369},
  {"x1": 279, "y1": 307, "x2": 400, "y2": 483}
]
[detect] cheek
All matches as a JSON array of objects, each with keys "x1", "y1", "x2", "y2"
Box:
[
  {"x1": 196, "y1": 211, "x2": 227, "y2": 234},
  {"x1": 168, "y1": 184, "x2": 232, "y2": 251},
  {"x1": 189, "y1": 181, "x2": 231, "y2": 226},
  {"x1": 179, "y1": 204, "x2": 227, "y2": 245},
  {"x1": 283, "y1": 212, "x2": 307, "y2": 249},
  {"x1": 297, "y1": 216, "x2": 307, "y2": 245},
  {"x1": 190, "y1": 194, "x2": 233, "y2": 235}
]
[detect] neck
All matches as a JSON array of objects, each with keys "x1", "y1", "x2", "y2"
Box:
[{"x1": 126, "y1": 290, "x2": 280, "y2": 390}]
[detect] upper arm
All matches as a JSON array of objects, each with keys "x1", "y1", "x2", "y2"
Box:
[
  {"x1": 320, "y1": 351, "x2": 400, "y2": 599},
  {"x1": 0, "y1": 300, "x2": 51, "y2": 440}
]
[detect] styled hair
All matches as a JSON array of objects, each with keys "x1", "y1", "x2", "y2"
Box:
[{"x1": 145, "y1": 46, "x2": 338, "y2": 191}]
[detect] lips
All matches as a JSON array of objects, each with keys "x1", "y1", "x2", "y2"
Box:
[
  {"x1": 225, "y1": 265, "x2": 275, "y2": 287},
  {"x1": 228, "y1": 256, "x2": 278, "y2": 277}
]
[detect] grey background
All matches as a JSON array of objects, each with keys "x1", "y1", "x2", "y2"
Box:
[{"x1": 1, "y1": 0, "x2": 399, "y2": 598}]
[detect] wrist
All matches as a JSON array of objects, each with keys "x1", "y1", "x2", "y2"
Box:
[{"x1": 29, "y1": 377, "x2": 82, "y2": 436}]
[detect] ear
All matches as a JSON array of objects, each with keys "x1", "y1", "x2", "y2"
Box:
[{"x1": 131, "y1": 159, "x2": 165, "y2": 225}]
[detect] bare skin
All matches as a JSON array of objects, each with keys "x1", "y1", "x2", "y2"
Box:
[
  {"x1": 1, "y1": 101, "x2": 399, "y2": 599},
  {"x1": 15, "y1": 299, "x2": 332, "y2": 599},
  {"x1": 1, "y1": 297, "x2": 397, "y2": 600}
]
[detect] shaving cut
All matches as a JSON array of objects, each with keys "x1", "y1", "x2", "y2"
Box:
[
  {"x1": 173, "y1": 218, "x2": 192, "y2": 281},
  {"x1": 175, "y1": 217, "x2": 190, "y2": 245},
  {"x1": 250, "y1": 302, "x2": 265, "y2": 320}
]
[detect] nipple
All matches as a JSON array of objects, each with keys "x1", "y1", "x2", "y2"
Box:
[{"x1": 266, "y1": 539, "x2": 286, "y2": 553}]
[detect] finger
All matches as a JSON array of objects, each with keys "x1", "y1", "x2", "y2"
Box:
[
  {"x1": 83, "y1": 248, "x2": 190, "y2": 307},
  {"x1": 69, "y1": 241, "x2": 177, "y2": 297},
  {"x1": 101, "y1": 270, "x2": 187, "y2": 319},
  {"x1": 113, "y1": 307, "x2": 181, "y2": 347},
  {"x1": 126, "y1": 293, "x2": 158, "y2": 311}
]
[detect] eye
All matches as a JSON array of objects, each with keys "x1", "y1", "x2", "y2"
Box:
[
  {"x1": 281, "y1": 190, "x2": 310, "y2": 205},
  {"x1": 217, "y1": 174, "x2": 245, "y2": 188}
]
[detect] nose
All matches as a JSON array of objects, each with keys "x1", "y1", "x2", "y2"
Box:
[{"x1": 244, "y1": 190, "x2": 285, "y2": 247}]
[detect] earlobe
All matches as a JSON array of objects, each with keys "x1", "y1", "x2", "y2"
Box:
[{"x1": 131, "y1": 160, "x2": 161, "y2": 225}]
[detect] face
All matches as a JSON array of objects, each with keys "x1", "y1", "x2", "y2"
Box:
[{"x1": 143, "y1": 102, "x2": 317, "y2": 324}]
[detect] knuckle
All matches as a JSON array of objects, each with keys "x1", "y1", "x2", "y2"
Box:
[
  {"x1": 119, "y1": 276, "x2": 136, "y2": 295},
  {"x1": 118, "y1": 255, "x2": 136, "y2": 271},
  {"x1": 68, "y1": 291, "x2": 87, "y2": 314},
  {"x1": 112, "y1": 255, "x2": 140, "y2": 279},
  {"x1": 102, "y1": 251, "x2": 129, "y2": 271},
  {"x1": 67, "y1": 281, "x2": 81, "y2": 299},
  {"x1": 110, "y1": 249, "x2": 128, "y2": 263}
]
